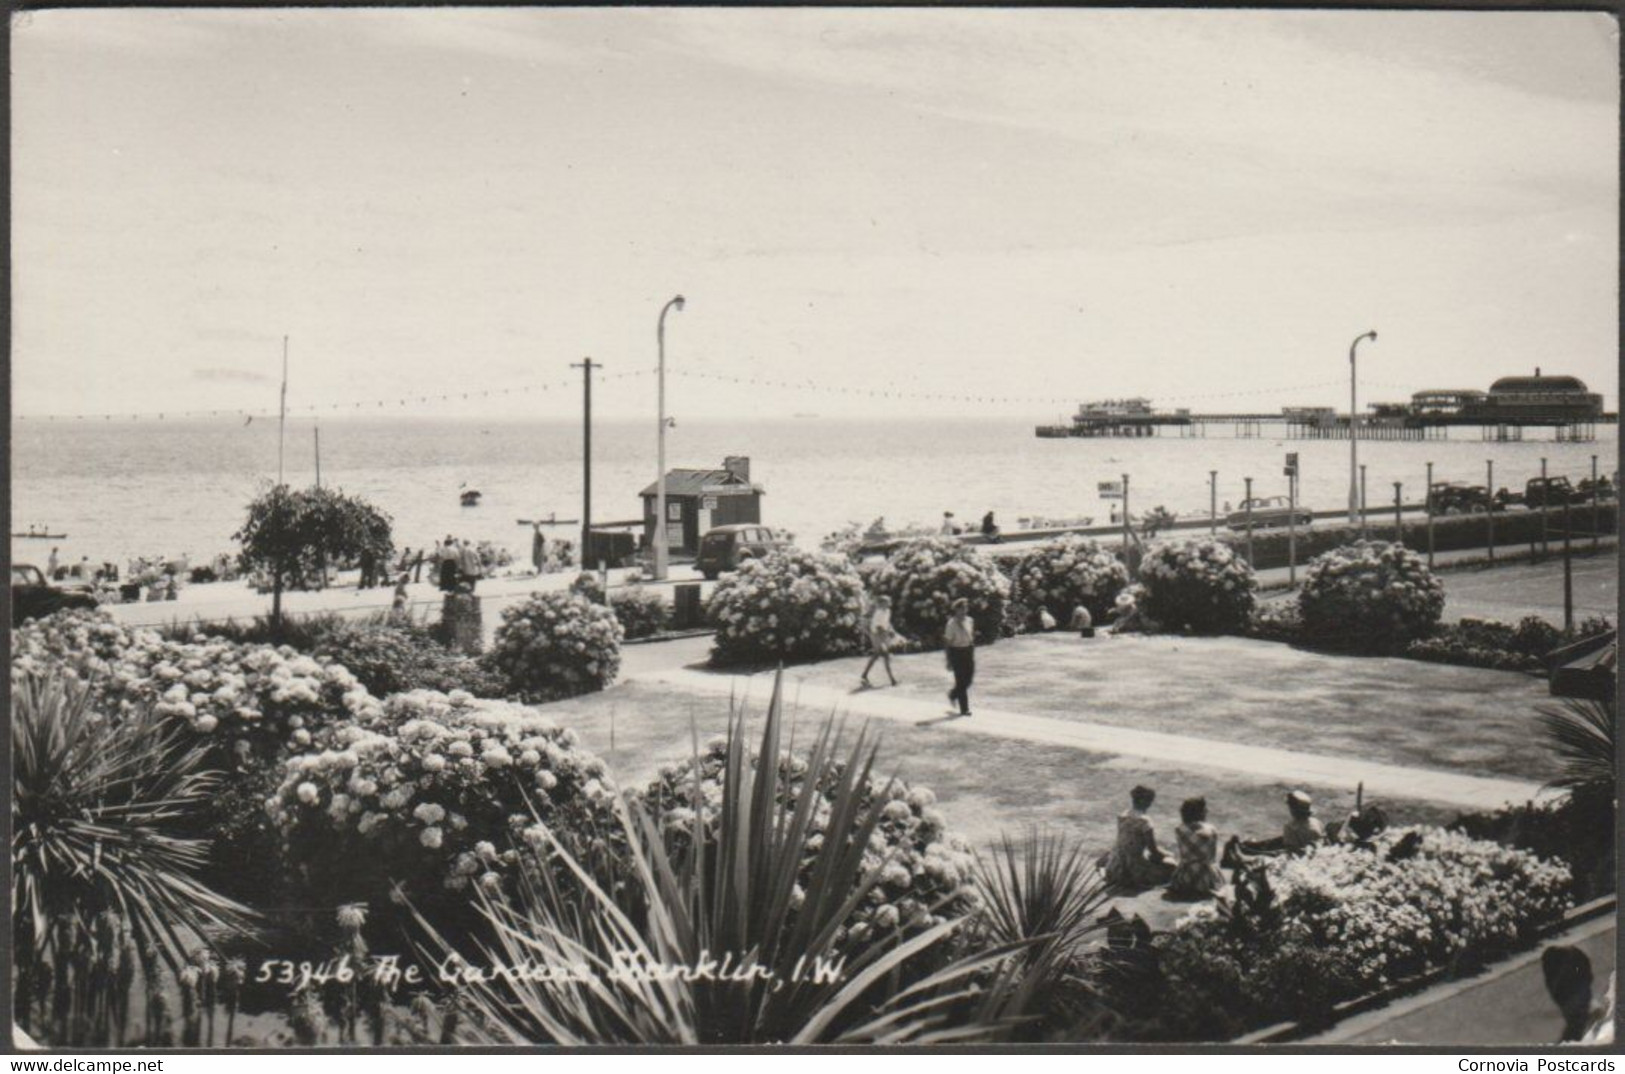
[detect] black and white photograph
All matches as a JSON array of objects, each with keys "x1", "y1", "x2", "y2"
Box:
[{"x1": 6, "y1": 5, "x2": 1620, "y2": 1052}]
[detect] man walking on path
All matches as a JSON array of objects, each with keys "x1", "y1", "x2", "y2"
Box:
[
  {"x1": 944, "y1": 597, "x2": 976, "y2": 716},
  {"x1": 457, "y1": 538, "x2": 483, "y2": 593}
]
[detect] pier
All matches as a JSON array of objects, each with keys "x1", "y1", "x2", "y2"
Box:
[{"x1": 1036, "y1": 411, "x2": 1612, "y2": 442}]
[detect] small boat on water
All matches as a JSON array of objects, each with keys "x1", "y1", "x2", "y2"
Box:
[
  {"x1": 12, "y1": 530, "x2": 67, "y2": 540},
  {"x1": 517, "y1": 513, "x2": 579, "y2": 526},
  {"x1": 460, "y1": 489, "x2": 482, "y2": 507}
]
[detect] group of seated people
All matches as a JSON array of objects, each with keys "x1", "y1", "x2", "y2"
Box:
[{"x1": 1099, "y1": 784, "x2": 1387, "y2": 899}]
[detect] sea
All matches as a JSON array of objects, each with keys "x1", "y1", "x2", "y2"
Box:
[{"x1": 9, "y1": 415, "x2": 1620, "y2": 572}]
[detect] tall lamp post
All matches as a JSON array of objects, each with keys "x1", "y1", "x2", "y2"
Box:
[
  {"x1": 1348, "y1": 330, "x2": 1377, "y2": 524},
  {"x1": 654, "y1": 295, "x2": 686, "y2": 581}
]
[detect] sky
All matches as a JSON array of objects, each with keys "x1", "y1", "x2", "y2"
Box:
[{"x1": 10, "y1": 8, "x2": 1620, "y2": 421}]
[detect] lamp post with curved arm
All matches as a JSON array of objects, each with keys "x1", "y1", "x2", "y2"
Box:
[
  {"x1": 654, "y1": 295, "x2": 685, "y2": 581},
  {"x1": 1349, "y1": 330, "x2": 1378, "y2": 524}
]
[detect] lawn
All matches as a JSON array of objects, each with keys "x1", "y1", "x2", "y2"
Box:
[
  {"x1": 679, "y1": 633, "x2": 1564, "y2": 783},
  {"x1": 542, "y1": 678, "x2": 1460, "y2": 869}
]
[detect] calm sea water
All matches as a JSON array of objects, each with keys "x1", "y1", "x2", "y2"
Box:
[{"x1": 9, "y1": 415, "x2": 1619, "y2": 570}]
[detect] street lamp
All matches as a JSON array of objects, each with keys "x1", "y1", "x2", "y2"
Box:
[
  {"x1": 654, "y1": 295, "x2": 685, "y2": 581},
  {"x1": 1348, "y1": 330, "x2": 1377, "y2": 524}
]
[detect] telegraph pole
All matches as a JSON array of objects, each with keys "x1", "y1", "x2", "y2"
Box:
[{"x1": 572, "y1": 358, "x2": 599, "y2": 568}]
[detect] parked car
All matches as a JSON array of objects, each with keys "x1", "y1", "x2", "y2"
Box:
[
  {"x1": 11, "y1": 563, "x2": 97, "y2": 626},
  {"x1": 1525, "y1": 476, "x2": 1587, "y2": 508},
  {"x1": 1225, "y1": 496, "x2": 1312, "y2": 531},
  {"x1": 696, "y1": 524, "x2": 787, "y2": 580},
  {"x1": 1428, "y1": 482, "x2": 1493, "y2": 515}
]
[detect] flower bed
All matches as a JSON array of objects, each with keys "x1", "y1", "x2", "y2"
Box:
[
  {"x1": 311, "y1": 619, "x2": 508, "y2": 698},
  {"x1": 1136, "y1": 538, "x2": 1256, "y2": 634},
  {"x1": 705, "y1": 548, "x2": 867, "y2": 665},
  {"x1": 272, "y1": 689, "x2": 616, "y2": 918},
  {"x1": 1152, "y1": 827, "x2": 1572, "y2": 1040},
  {"x1": 1008, "y1": 536, "x2": 1129, "y2": 625},
  {"x1": 638, "y1": 739, "x2": 979, "y2": 953},
  {"x1": 569, "y1": 571, "x2": 607, "y2": 604},
  {"x1": 485, "y1": 592, "x2": 623, "y2": 702},
  {"x1": 868, "y1": 537, "x2": 1009, "y2": 647},
  {"x1": 1298, "y1": 541, "x2": 1444, "y2": 652},
  {"x1": 609, "y1": 586, "x2": 670, "y2": 640}
]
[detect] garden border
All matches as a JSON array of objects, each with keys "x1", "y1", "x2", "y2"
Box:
[{"x1": 1233, "y1": 894, "x2": 1617, "y2": 1044}]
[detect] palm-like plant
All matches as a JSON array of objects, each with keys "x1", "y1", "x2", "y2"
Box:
[
  {"x1": 1536, "y1": 696, "x2": 1616, "y2": 799},
  {"x1": 973, "y1": 829, "x2": 1115, "y2": 1040},
  {"x1": 416, "y1": 672, "x2": 1042, "y2": 1044},
  {"x1": 12, "y1": 671, "x2": 255, "y2": 1039}
]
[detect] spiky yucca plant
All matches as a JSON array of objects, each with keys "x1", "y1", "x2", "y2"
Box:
[
  {"x1": 1536, "y1": 696, "x2": 1616, "y2": 800},
  {"x1": 416, "y1": 672, "x2": 1046, "y2": 1044},
  {"x1": 12, "y1": 672, "x2": 255, "y2": 1041}
]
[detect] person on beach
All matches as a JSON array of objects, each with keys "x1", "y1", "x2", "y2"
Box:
[
  {"x1": 939, "y1": 511, "x2": 956, "y2": 536},
  {"x1": 1100, "y1": 785, "x2": 1177, "y2": 891},
  {"x1": 1167, "y1": 797, "x2": 1225, "y2": 900},
  {"x1": 944, "y1": 597, "x2": 976, "y2": 716},
  {"x1": 47, "y1": 548, "x2": 60, "y2": 579},
  {"x1": 456, "y1": 538, "x2": 483, "y2": 593},
  {"x1": 860, "y1": 595, "x2": 899, "y2": 688},
  {"x1": 531, "y1": 523, "x2": 547, "y2": 573},
  {"x1": 1282, "y1": 791, "x2": 1326, "y2": 853},
  {"x1": 981, "y1": 511, "x2": 1001, "y2": 542}
]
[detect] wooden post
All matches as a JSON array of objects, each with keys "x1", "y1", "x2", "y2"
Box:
[
  {"x1": 1359, "y1": 464, "x2": 1368, "y2": 539},
  {"x1": 1209, "y1": 470, "x2": 1217, "y2": 536},
  {"x1": 1121, "y1": 472, "x2": 1131, "y2": 573},
  {"x1": 1562, "y1": 497, "x2": 1574, "y2": 633},
  {"x1": 1486, "y1": 459, "x2": 1496, "y2": 563},
  {"x1": 1244, "y1": 477, "x2": 1254, "y2": 567},
  {"x1": 1393, "y1": 482, "x2": 1403, "y2": 544},
  {"x1": 1287, "y1": 471, "x2": 1297, "y2": 586},
  {"x1": 1425, "y1": 461, "x2": 1435, "y2": 567},
  {"x1": 1591, "y1": 454, "x2": 1600, "y2": 553},
  {"x1": 1539, "y1": 456, "x2": 1549, "y2": 559}
]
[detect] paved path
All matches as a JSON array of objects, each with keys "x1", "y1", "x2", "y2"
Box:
[{"x1": 636, "y1": 666, "x2": 1545, "y2": 812}]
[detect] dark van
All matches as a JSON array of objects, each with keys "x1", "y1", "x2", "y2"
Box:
[{"x1": 696, "y1": 524, "x2": 785, "y2": 581}]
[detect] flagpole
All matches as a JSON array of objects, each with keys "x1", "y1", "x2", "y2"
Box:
[{"x1": 278, "y1": 335, "x2": 289, "y2": 486}]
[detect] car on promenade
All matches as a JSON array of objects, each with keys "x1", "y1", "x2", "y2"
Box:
[
  {"x1": 11, "y1": 563, "x2": 97, "y2": 626},
  {"x1": 1525, "y1": 476, "x2": 1588, "y2": 508},
  {"x1": 1225, "y1": 496, "x2": 1313, "y2": 531},
  {"x1": 1428, "y1": 482, "x2": 1494, "y2": 515},
  {"x1": 695, "y1": 524, "x2": 788, "y2": 580}
]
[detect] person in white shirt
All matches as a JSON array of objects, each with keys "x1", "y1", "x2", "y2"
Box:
[
  {"x1": 944, "y1": 598, "x2": 976, "y2": 716},
  {"x1": 939, "y1": 511, "x2": 957, "y2": 536},
  {"x1": 860, "y1": 595, "x2": 899, "y2": 688}
]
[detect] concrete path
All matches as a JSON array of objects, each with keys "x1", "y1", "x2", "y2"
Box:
[{"x1": 636, "y1": 666, "x2": 1546, "y2": 812}]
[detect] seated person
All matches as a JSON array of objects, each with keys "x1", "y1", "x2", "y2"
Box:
[
  {"x1": 1069, "y1": 604, "x2": 1094, "y2": 638},
  {"x1": 1038, "y1": 607, "x2": 1057, "y2": 632},
  {"x1": 1099, "y1": 786, "x2": 1176, "y2": 890},
  {"x1": 1282, "y1": 790, "x2": 1325, "y2": 853},
  {"x1": 1166, "y1": 797, "x2": 1225, "y2": 900}
]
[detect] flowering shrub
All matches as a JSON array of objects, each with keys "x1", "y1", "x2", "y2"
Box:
[
  {"x1": 1298, "y1": 541, "x2": 1445, "y2": 651},
  {"x1": 569, "y1": 572, "x2": 606, "y2": 604},
  {"x1": 311, "y1": 620, "x2": 508, "y2": 698},
  {"x1": 1009, "y1": 536, "x2": 1129, "y2": 624},
  {"x1": 485, "y1": 592, "x2": 623, "y2": 702},
  {"x1": 869, "y1": 537, "x2": 1009, "y2": 647},
  {"x1": 638, "y1": 738, "x2": 979, "y2": 953},
  {"x1": 1154, "y1": 827, "x2": 1571, "y2": 1040},
  {"x1": 705, "y1": 548, "x2": 867, "y2": 666},
  {"x1": 1135, "y1": 539, "x2": 1257, "y2": 634},
  {"x1": 272, "y1": 689, "x2": 617, "y2": 917},
  {"x1": 609, "y1": 586, "x2": 669, "y2": 640}
]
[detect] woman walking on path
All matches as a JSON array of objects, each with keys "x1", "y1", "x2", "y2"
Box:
[
  {"x1": 860, "y1": 595, "x2": 899, "y2": 688},
  {"x1": 944, "y1": 597, "x2": 976, "y2": 716}
]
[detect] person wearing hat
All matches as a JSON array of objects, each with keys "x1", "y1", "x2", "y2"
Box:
[
  {"x1": 944, "y1": 597, "x2": 976, "y2": 716},
  {"x1": 1282, "y1": 790, "x2": 1325, "y2": 853}
]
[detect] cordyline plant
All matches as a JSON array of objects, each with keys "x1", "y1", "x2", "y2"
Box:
[
  {"x1": 12, "y1": 672, "x2": 255, "y2": 1043},
  {"x1": 415, "y1": 672, "x2": 1055, "y2": 1044},
  {"x1": 1536, "y1": 696, "x2": 1616, "y2": 801}
]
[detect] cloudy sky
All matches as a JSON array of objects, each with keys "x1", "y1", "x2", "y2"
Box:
[{"x1": 11, "y1": 8, "x2": 1619, "y2": 420}]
